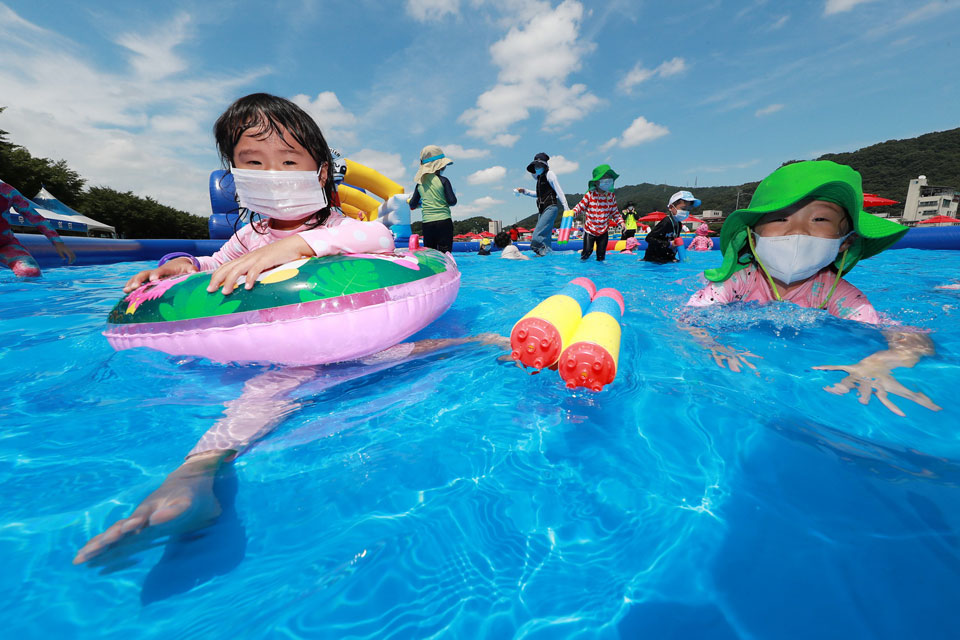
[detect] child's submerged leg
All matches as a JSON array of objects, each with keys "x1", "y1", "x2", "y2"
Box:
[
  {"x1": 596, "y1": 231, "x2": 608, "y2": 261},
  {"x1": 581, "y1": 234, "x2": 594, "y2": 260}
]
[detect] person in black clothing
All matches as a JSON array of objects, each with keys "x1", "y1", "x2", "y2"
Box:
[
  {"x1": 643, "y1": 190, "x2": 700, "y2": 264},
  {"x1": 515, "y1": 152, "x2": 569, "y2": 257}
]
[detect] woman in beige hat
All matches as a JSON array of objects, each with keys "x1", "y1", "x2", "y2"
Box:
[{"x1": 409, "y1": 145, "x2": 457, "y2": 253}]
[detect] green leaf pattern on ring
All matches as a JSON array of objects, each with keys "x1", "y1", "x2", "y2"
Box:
[{"x1": 107, "y1": 250, "x2": 451, "y2": 325}]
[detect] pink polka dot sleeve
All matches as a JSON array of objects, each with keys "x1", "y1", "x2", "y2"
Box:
[
  {"x1": 298, "y1": 218, "x2": 396, "y2": 257},
  {"x1": 687, "y1": 280, "x2": 737, "y2": 307}
]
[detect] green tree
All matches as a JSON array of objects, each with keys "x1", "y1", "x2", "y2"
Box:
[{"x1": 78, "y1": 187, "x2": 208, "y2": 239}]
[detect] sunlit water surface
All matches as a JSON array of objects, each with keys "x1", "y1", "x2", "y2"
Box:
[{"x1": 1, "y1": 249, "x2": 958, "y2": 639}]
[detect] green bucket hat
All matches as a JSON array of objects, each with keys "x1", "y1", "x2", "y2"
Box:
[
  {"x1": 704, "y1": 160, "x2": 907, "y2": 282},
  {"x1": 588, "y1": 164, "x2": 619, "y2": 190}
]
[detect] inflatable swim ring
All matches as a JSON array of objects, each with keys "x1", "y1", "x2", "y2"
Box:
[{"x1": 105, "y1": 247, "x2": 460, "y2": 365}]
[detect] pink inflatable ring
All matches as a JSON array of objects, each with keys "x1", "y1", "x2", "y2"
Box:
[{"x1": 105, "y1": 247, "x2": 460, "y2": 365}]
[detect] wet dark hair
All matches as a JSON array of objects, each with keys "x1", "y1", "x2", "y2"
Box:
[
  {"x1": 214, "y1": 93, "x2": 335, "y2": 231},
  {"x1": 494, "y1": 231, "x2": 511, "y2": 248}
]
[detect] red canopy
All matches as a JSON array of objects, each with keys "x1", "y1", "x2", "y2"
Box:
[
  {"x1": 479, "y1": 231, "x2": 495, "y2": 237},
  {"x1": 516, "y1": 226, "x2": 531, "y2": 232},
  {"x1": 863, "y1": 193, "x2": 900, "y2": 208},
  {"x1": 638, "y1": 211, "x2": 667, "y2": 222},
  {"x1": 919, "y1": 215, "x2": 960, "y2": 224}
]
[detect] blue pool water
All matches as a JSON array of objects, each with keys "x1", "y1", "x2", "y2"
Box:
[{"x1": 2, "y1": 249, "x2": 959, "y2": 639}]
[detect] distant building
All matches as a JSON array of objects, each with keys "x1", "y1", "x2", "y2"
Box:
[
  {"x1": 902, "y1": 175, "x2": 959, "y2": 224},
  {"x1": 701, "y1": 209, "x2": 724, "y2": 221},
  {"x1": 488, "y1": 220, "x2": 502, "y2": 234}
]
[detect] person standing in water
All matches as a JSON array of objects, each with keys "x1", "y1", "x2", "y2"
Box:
[
  {"x1": 515, "y1": 152, "x2": 568, "y2": 257},
  {"x1": 409, "y1": 145, "x2": 457, "y2": 253}
]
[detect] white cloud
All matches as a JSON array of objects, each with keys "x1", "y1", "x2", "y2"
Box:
[
  {"x1": 656, "y1": 57, "x2": 687, "y2": 77},
  {"x1": 457, "y1": 195, "x2": 503, "y2": 216},
  {"x1": 769, "y1": 15, "x2": 790, "y2": 30},
  {"x1": 619, "y1": 66, "x2": 654, "y2": 90},
  {"x1": 467, "y1": 166, "x2": 507, "y2": 185},
  {"x1": 755, "y1": 103, "x2": 784, "y2": 117},
  {"x1": 115, "y1": 12, "x2": 191, "y2": 80},
  {"x1": 491, "y1": 133, "x2": 520, "y2": 147},
  {"x1": 440, "y1": 144, "x2": 490, "y2": 159},
  {"x1": 291, "y1": 92, "x2": 358, "y2": 147},
  {"x1": 0, "y1": 6, "x2": 268, "y2": 214},
  {"x1": 350, "y1": 149, "x2": 407, "y2": 183},
  {"x1": 618, "y1": 57, "x2": 687, "y2": 93},
  {"x1": 603, "y1": 116, "x2": 670, "y2": 149},
  {"x1": 546, "y1": 155, "x2": 579, "y2": 175},
  {"x1": 406, "y1": 0, "x2": 460, "y2": 22},
  {"x1": 866, "y1": 2, "x2": 960, "y2": 38},
  {"x1": 459, "y1": 1, "x2": 601, "y2": 140},
  {"x1": 824, "y1": 0, "x2": 878, "y2": 16}
]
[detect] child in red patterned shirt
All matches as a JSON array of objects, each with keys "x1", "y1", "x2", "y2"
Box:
[{"x1": 572, "y1": 164, "x2": 622, "y2": 262}]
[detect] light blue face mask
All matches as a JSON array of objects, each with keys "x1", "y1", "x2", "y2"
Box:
[
  {"x1": 535, "y1": 167, "x2": 545, "y2": 176},
  {"x1": 598, "y1": 179, "x2": 615, "y2": 191}
]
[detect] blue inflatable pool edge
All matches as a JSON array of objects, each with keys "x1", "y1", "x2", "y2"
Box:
[{"x1": 14, "y1": 225, "x2": 960, "y2": 268}]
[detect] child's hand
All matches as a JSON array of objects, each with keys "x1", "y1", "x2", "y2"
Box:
[
  {"x1": 123, "y1": 258, "x2": 197, "y2": 293},
  {"x1": 814, "y1": 360, "x2": 942, "y2": 417},
  {"x1": 54, "y1": 241, "x2": 76, "y2": 265},
  {"x1": 708, "y1": 344, "x2": 761, "y2": 375},
  {"x1": 207, "y1": 234, "x2": 314, "y2": 295}
]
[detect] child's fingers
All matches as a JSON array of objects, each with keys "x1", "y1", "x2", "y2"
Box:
[
  {"x1": 875, "y1": 388, "x2": 905, "y2": 417},
  {"x1": 244, "y1": 258, "x2": 270, "y2": 290},
  {"x1": 857, "y1": 380, "x2": 873, "y2": 405}
]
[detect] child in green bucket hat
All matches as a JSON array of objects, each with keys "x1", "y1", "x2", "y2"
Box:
[
  {"x1": 685, "y1": 160, "x2": 940, "y2": 416},
  {"x1": 571, "y1": 164, "x2": 622, "y2": 261}
]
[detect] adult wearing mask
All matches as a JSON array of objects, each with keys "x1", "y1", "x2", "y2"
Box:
[
  {"x1": 516, "y1": 152, "x2": 568, "y2": 257},
  {"x1": 644, "y1": 190, "x2": 700, "y2": 264},
  {"x1": 622, "y1": 205, "x2": 639, "y2": 240},
  {"x1": 409, "y1": 145, "x2": 457, "y2": 253}
]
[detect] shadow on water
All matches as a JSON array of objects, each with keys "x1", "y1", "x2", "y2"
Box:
[{"x1": 140, "y1": 468, "x2": 246, "y2": 605}]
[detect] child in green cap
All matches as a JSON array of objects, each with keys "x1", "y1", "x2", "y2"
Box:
[
  {"x1": 571, "y1": 164, "x2": 622, "y2": 261},
  {"x1": 685, "y1": 160, "x2": 940, "y2": 416}
]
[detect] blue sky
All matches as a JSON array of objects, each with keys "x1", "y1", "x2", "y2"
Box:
[{"x1": 1, "y1": 0, "x2": 957, "y2": 223}]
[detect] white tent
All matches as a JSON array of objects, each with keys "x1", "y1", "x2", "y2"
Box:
[{"x1": 31, "y1": 187, "x2": 117, "y2": 237}]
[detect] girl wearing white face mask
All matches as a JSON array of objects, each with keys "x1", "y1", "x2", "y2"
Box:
[
  {"x1": 684, "y1": 161, "x2": 940, "y2": 417},
  {"x1": 123, "y1": 93, "x2": 395, "y2": 296}
]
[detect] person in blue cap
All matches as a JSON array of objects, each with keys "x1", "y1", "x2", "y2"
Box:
[{"x1": 643, "y1": 190, "x2": 699, "y2": 263}]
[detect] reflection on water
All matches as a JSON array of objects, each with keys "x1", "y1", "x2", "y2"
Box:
[{"x1": 0, "y1": 250, "x2": 957, "y2": 638}]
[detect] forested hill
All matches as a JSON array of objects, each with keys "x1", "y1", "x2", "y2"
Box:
[
  {"x1": 817, "y1": 127, "x2": 960, "y2": 204},
  {"x1": 545, "y1": 126, "x2": 960, "y2": 228}
]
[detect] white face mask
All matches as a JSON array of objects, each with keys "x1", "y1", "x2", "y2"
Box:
[
  {"x1": 598, "y1": 179, "x2": 614, "y2": 191},
  {"x1": 231, "y1": 166, "x2": 327, "y2": 221},
  {"x1": 752, "y1": 232, "x2": 851, "y2": 284}
]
